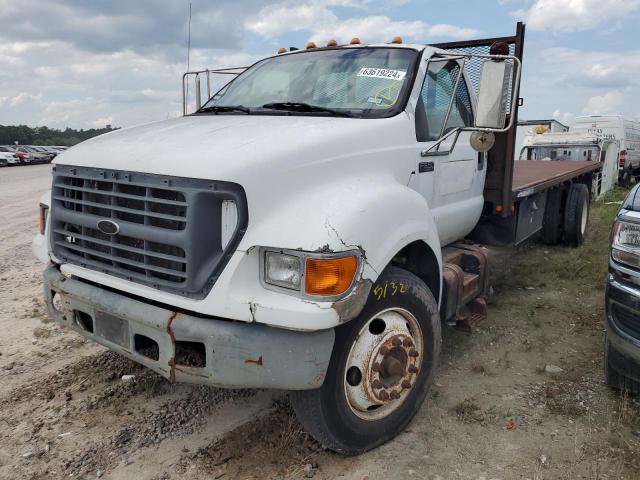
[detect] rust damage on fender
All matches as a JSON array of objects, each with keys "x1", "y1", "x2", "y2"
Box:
[
  {"x1": 332, "y1": 278, "x2": 372, "y2": 323},
  {"x1": 245, "y1": 355, "x2": 263, "y2": 366},
  {"x1": 166, "y1": 311, "x2": 179, "y2": 384}
]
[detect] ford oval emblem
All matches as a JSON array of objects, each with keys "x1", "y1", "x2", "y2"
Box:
[{"x1": 97, "y1": 219, "x2": 120, "y2": 236}]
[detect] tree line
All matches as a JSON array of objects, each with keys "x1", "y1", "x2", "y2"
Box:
[{"x1": 0, "y1": 125, "x2": 119, "y2": 146}]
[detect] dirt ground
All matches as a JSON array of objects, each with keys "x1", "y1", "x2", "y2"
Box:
[{"x1": 1, "y1": 164, "x2": 639, "y2": 480}]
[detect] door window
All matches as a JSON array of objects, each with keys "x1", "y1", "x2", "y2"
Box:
[{"x1": 416, "y1": 60, "x2": 473, "y2": 141}]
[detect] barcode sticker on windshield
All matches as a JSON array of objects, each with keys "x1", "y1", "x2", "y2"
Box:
[{"x1": 357, "y1": 68, "x2": 406, "y2": 81}]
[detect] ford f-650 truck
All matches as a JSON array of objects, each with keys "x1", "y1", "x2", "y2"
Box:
[{"x1": 33, "y1": 23, "x2": 602, "y2": 453}]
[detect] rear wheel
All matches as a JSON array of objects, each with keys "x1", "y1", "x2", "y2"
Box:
[
  {"x1": 620, "y1": 168, "x2": 633, "y2": 188},
  {"x1": 290, "y1": 267, "x2": 441, "y2": 454},
  {"x1": 541, "y1": 187, "x2": 563, "y2": 245},
  {"x1": 563, "y1": 183, "x2": 589, "y2": 247}
]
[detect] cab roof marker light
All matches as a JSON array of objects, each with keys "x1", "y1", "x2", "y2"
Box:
[
  {"x1": 327, "y1": 39, "x2": 338, "y2": 47},
  {"x1": 306, "y1": 41, "x2": 317, "y2": 49},
  {"x1": 277, "y1": 47, "x2": 287, "y2": 54},
  {"x1": 391, "y1": 36, "x2": 402, "y2": 44},
  {"x1": 350, "y1": 37, "x2": 361, "y2": 45}
]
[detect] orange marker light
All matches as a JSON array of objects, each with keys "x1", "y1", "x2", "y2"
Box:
[
  {"x1": 305, "y1": 256, "x2": 358, "y2": 296},
  {"x1": 495, "y1": 204, "x2": 504, "y2": 213},
  {"x1": 392, "y1": 36, "x2": 402, "y2": 44},
  {"x1": 327, "y1": 39, "x2": 338, "y2": 47},
  {"x1": 350, "y1": 37, "x2": 361, "y2": 45},
  {"x1": 277, "y1": 47, "x2": 287, "y2": 54},
  {"x1": 306, "y1": 41, "x2": 317, "y2": 49}
]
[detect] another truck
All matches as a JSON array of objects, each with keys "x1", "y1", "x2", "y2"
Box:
[
  {"x1": 33, "y1": 23, "x2": 602, "y2": 453},
  {"x1": 519, "y1": 131, "x2": 620, "y2": 197},
  {"x1": 571, "y1": 115, "x2": 640, "y2": 187}
]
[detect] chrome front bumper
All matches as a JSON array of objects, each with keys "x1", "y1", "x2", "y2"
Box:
[{"x1": 43, "y1": 265, "x2": 334, "y2": 390}]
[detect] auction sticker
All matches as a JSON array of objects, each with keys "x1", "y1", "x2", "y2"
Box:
[{"x1": 357, "y1": 67, "x2": 406, "y2": 80}]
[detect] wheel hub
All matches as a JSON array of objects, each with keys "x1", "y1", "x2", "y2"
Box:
[{"x1": 344, "y1": 309, "x2": 423, "y2": 420}]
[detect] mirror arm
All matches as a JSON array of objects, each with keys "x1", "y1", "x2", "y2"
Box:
[
  {"x1": 421, "y1": 128, "x2": 462, "y2": 157},
  {"x1": 419, "y1": 53, "x2": 521, "y2": 157}
]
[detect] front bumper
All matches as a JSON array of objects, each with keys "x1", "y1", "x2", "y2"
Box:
[
  {"x1": 43, "y1": 265, "x2": 334, "y2": 390},
  {"x1": 606, "y1": 271, "x2": 640, "y2": 383}
]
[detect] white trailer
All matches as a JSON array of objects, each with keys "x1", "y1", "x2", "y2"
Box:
[{"x1": 571, "y1": 115, "x2": 640, "y2": 186}]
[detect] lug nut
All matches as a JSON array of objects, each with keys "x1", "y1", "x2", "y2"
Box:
[
  {"x1": 390, "y1": 390, "x2": 400, "y2": 400},
  {"x1": 401, "y1": 380, "x2": 411, "y2": 389},
  {"x1": 379, "y1": 346, "x2": 389, "y2": 355},
  {"x1": 379, "y1": 390, "x2": 389, "y2": 400},
  {"x1": 402, "y1": 338, "x2": 414, "y2": 348},
  {"x1": 408, "y1": 348, "x2": 419, "y2": 357},
  {"x1": 371, "y1": 379, "x2": 382, "y2": 389},
  {"x1": 392, "y1": 337, "x2": 402, "y2": 347},
  {"x1": 372, "y1": 362, "x2": 381, "y2": 372},
  {"x1": 408, "y1": 365, "x2": 419, "y2": 374}
]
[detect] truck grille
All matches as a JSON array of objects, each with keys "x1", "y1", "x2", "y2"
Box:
[
  {"x1": 612, "y1": 303, "x2": 640, "y2": 341},
  {"x1": 50, "y1": 165, "x2": 248, "y2": 298}
]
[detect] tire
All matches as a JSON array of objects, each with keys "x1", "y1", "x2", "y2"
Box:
[
  {"x1": 289, "y1": 267, "x2": 441, "y2": 454},
  {"x1": 620, "y1": 168, "x2": 632, "y2": 188},
  {"x1": 541, "y1": 187, "x2": 563, "y2": 245},
  {"x1": 605, "y1": 337, "x2": 640, "y2": 396},
  {"x1": 563, "y1": 183, "x2": 589, "y2": 247}
]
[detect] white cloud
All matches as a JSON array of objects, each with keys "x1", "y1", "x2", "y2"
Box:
[
  {"x1": 91, "y1": 116, "x2": 114, "y2": 128},
  {"x1": 537, "y1": 48, "x2": 640, "y2": 88},
  {"x1": 583, "y1": 91, "x2": 624, "y2": 115},
  {"x1": 246, "y1": 2, "x2": 479, "y2": 42},
  {"x1": 513, "y1": 0, "x2": 640, "y2": 32},
  {"x1": 553, "y1": 109, "x2": 575, "y2": 125}
]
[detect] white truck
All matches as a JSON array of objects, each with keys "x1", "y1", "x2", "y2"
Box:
[
  {"x1": 32, "y1": 23, "x2": 601, "y2": 453},
  {"x1": 519, "y1": 131, "x2": 620, "y2": 197},
  {"x1": 571, "y1": 115, "x2": 640, "y2": 186}
]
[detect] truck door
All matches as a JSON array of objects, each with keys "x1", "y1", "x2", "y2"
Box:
[{"x1": 412, "y1": 59, "x2": 485, "y2": 245}]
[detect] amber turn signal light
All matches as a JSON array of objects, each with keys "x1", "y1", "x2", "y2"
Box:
[{"x1": 305, "y1": 256, "x2": 358, "y2": 296}]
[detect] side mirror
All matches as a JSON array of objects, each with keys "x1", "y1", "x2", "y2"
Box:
[{"x1": 475, "y1": 60, "x2": 512, "y2": 129}]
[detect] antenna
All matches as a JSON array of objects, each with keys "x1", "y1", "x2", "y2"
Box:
[
  {"x1": 186, "y1": 2, "x2": 192, "y2": 103},
  {"x1": 187, "y1": 2, "x2": 192, "y2": 72}
]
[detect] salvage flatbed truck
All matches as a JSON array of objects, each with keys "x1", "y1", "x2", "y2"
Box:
[{"x1": 33, "y1": 23, "x2": 602, "y2": 453}]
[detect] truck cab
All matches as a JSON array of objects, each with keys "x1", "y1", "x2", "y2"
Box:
[{"x1": 33, "y1": 26, "x2": 545, "y2": 454}]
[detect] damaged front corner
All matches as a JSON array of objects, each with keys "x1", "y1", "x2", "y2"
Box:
[{"x1": 332, "y1": 278, "x2": 372, "y2": 323}]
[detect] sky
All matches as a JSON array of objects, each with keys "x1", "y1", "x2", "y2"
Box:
[{"x1": 0, "y1": 0, "x2": 639, "y2": 129}]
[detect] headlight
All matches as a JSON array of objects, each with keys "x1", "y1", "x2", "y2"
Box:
[
  {"x1": 611, "y1": 219, "x2": 640, "y2": 268},
  {"x1": 262, "y1": 248, "x2": 359, "y2": 298},
  {"x1": 264, "y1": 251, "x2": 302, "y2": 290}
]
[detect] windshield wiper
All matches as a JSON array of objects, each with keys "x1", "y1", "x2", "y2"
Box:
[
  {"x1": 260, "y1": 102, "x2": 353, "y2": 117},
  {"x1": 197, "y1": 105, "x2": 251, "y2": 114}
]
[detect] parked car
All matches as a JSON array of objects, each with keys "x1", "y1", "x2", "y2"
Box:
[
  {"x1": 15, "y1": 146, "x2": 50, "y2": 164},
  {"x1": 29, "y1": 146, "x2": 57, "y2": 161},
  {"x1": 0, "y1": 146, "x2": 23, "y2": 165},
  {"x1": 606, "y1": 184, "x2": 640, "y2": 395}
]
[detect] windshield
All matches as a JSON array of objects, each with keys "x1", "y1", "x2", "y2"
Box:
[
  {"x1": 201, "y1": 47, "x2": 418, "y2": 118},
  {"x1": 521, "y1": 145, "x2": 601, "y2": 161}
]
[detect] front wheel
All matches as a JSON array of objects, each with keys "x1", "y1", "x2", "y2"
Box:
[{"x1": 289, "y1": 267, "x2": 441, "y2": 454}]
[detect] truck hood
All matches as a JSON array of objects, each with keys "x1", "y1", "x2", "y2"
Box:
[{"x1": 55, "y1": 114, "x2": 409, "y2": 182}]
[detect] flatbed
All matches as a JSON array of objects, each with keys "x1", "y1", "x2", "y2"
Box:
[{"x1": 512, "y1": 160, "x2": 602, "y2": 197}]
